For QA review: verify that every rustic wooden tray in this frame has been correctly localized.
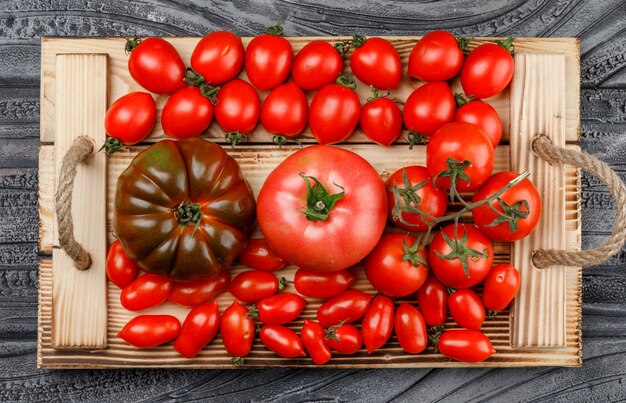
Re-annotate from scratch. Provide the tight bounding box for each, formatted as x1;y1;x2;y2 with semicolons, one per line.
38;37;582;368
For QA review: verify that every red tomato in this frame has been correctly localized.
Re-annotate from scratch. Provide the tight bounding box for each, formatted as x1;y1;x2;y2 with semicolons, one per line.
292;40;343;91
408;31;463;82
257;146;387;272
249;293;306;325
167;270;230;307
301;320;332;364
472;172;542;241
350;37;402;90
191;31;244;85
174;301;220;358
106;240;139;289
221;300;255;360
126;37;185;94
417;274;448;326
260;325;306;358
162;86;213;139
325;323;363;355
261;82;308;138
317;290;372;328
482;264;521;311
229;270;285;303
309;81;361;144
361;295;394;354
245;25;293;91
395;302;428;354
437;329;495;362
103;92;156;153
385;165;447;232
239;239;286;272
118;315;181;348
448;289;485;331
429;224;494;289
461;40;514;99
360;93;402;146
294;269;355;299
215;79;261;144
365;233;429;297
455;100;502;147
120;273;173;311
426;122;494;192
403;82;455;137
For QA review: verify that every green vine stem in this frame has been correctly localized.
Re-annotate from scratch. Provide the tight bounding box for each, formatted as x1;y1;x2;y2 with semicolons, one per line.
335;73;357;89
98;136;124;155
225;132;249;148
265;22;284;36
184;67;220;105
496;37;515;54
124;37;142;54
334;34;366;56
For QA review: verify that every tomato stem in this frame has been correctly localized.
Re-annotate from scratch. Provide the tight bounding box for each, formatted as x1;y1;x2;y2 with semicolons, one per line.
324;320;347;342
184;67;220;105
272;135;303;149
454;93;469;107
124;37;142;55
335;73;357;89
265;22;284;36
231;357;245;366
247;305;259;319
173;200;203;235
405;131;427;150
98;136;124;155
457;36;474;53
496;37;515;54
367;86;391;103
428;325;445;352
278;277;289;290
299;174;345;221
225;132;249;148
333;34;366;56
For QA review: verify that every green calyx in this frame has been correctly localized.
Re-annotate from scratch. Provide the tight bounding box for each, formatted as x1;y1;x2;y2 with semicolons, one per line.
273;135;303;149
367;86;391;103
124;37;142;55
173;200;203;234
454;93;470;107
335;73;357;89
457;36;474;53
435;226;488;277
225;132;249;148
496;37;515;54
402;237;428;268
405;131;427;150
334;34;366;56
232;357;245;366
265;22;284;36
324;320;347;342
300;174;345;221
184;67;220;105
428;325;445;352
99;136;124;155
486;198;530;233
432;158;472;201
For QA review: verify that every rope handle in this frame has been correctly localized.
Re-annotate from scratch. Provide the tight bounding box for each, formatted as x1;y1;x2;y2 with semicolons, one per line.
55;136;95;271
531;134;626;268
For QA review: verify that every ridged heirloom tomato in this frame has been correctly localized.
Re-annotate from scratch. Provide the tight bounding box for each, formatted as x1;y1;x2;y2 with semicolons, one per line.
126;37;185;95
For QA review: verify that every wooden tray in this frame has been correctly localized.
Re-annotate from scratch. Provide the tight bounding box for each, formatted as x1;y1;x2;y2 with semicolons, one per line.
38;37;582;368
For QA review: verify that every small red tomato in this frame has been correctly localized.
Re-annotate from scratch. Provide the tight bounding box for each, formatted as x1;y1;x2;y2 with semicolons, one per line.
162;86;214;139
360;93;402;146
309;80;361;144
174;301;220;358
408;31;463;82
461;40;514;99
417;274;448;326
325;323;363;355
317;290;372;328
167;270;230;307
245;25;293;91
229;270;285;303
120;273;173;311
249;293;306;325
292;41;343;91
301;320;332;364
455;100;502;147
221;300;255;359
437;329;495;362
482;264;521;311
448;289;485;331
350;37;402;90
261;82;308;138
126;37;185;94
106;240;139;289
294;269;355;299
403;82;455;137
215;79;261;142
104;92;156;152
260;325;306;358
361;295;394;354
191;31;245;85
118;315;181;348
239;239;286;272
394;302;428;354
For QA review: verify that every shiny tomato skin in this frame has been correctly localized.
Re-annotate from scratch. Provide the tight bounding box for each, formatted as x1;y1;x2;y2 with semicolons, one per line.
294;269;355;299
292;41;343;91
229;270;280;303
215;79;260;134
245;34;293;91
128;38;185;95
482;264;521;311
361;295;395;354
120;273;173;311
106;240;139;289
461;43;514;99
221;300;255;357
301;320;332;364
260;325;306;358
261;82;308;137
191;31;244;85
317;290;372;328
326;324;363;355
438;330;495;362
395;302;428;354
104;92;156;145
118;315;181;348
417;274;448;326
350;38;402;89
385;165;447;232
174;301;220;358
448;289;485;331
162;86;213;139
167;270;230;307
309;84;361;144
403;82;455;136
408;31;463;82
253;293;306;325
455;100;502;147
239;239;286;272
360;97;402;146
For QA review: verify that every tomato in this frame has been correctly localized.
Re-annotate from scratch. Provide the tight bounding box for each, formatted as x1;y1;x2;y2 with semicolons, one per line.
106;240;139;289
325;323;363;355
239;239;286;272
257;146;387;272
120;273;173;311
261;83;308;140
161;86;213;139
416;274;448;326
191;31;244;85
408;31;463;82
292;40;343;91
454;99;502;147
118;315;181;348
309;79;361;144
229;270;285;303
167;270;230;307
429;224;494;289
174;301;220;358
361;295;394;354
249;293;306;325
472;172;542;241
385;166;447;232
221;300;255;360
365;233;428;297
301;320;332;364
215;79;261;145
260;325;306;358
461;39;515;99
349;37;401;90
245;24;293;91
403;82;455;137
482;264;521;311
317;290;372;328
437;329;495;362
294;268;355;299
360;91;402;146
126;37;185;94
103;92;156;154
394;302;428;354
448;289;485;331
426;122;494;192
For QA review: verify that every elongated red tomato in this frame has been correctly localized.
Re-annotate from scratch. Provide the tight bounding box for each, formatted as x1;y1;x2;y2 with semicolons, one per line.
309;81;361;144
360;94;402;146
229;270;284;303
120;273;173;311
249;293;306;325
261;82;308;138
317;290;372;328
106;240;139;289
482;264;521;311
118;315;181;348
294;269;355;299
417;274;448;326
221;301;255;359
104;92;156;152
167;270;230;307
408;31;463;82
455;100;502;147
325;323;363;355
162;86;213;139
245;25;293;91
215;79;260;142
403;82;455;136
302;320;332;364
350;37;402;90
260;325;306;358
437;330;495;362
239;239;286;272
126;37;185;94
292;41;343;91
174;301;220;358
361;295;394;354
461;40;514;99
191;31;244;85
448;289;485;331
395;303;427;354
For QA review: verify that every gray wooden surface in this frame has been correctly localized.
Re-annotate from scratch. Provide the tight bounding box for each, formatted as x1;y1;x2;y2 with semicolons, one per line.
0;0;625;401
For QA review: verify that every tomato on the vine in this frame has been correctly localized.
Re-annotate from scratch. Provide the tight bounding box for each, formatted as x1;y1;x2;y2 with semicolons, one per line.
167;270;230;307
261;82;308;140
103;92;156;154
191;31;245;85
408;31;463;82
162;86;214;139
118;315;181;348
309;77;361;144
461;39;515;99
238;239;286;272
260;325;306;358
106;240;139;289
221;300;255;361
448;289;485;331
417;274;448;326
403;82;455;137
294;269;355;299
436;329;495;362
317;290;372;328
215;78;260;145
126;37;185;95
360;89;402;146
249;293;306;325
395;302;428;354
245;24;293;91
120;273;173;311
454;99;502;147
174;301;220;358
292;40;343;91
302;320;332;364
361;295;394;354
229;270;286;303
325;323;363;355
482;264;521;311
349;36;402;90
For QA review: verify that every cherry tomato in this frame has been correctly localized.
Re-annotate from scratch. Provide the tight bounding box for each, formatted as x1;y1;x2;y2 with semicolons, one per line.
461;40;514;99
292;40;343;91
448;289;485;331
395;302;428;354
408;31;463;82
118;315;181;348
472;172;542;241
294;268;355;299
245;25;293;91
191;31;244;85
167;270;230;307
229;270;285;303
120;273;173;311
482;264;521;311
403;82;455;137
106;240;139;289
417;274;448;326
221;300;255;359
260;325;306;358
301;320;332;364
360;93;402;146
261;82;308;138
385;165;447;232
161;86;213;139
361;295;394;354
429;223;494;289
239;239;286;272
249;293;306;325
309;80;361;144
350;37;401;90
455;99;502;147
126;37;185;94
437;329;495;362
103;92;156;152
174;301;220;358
325;323;363;355
317;290;372;328
215;79;260;143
